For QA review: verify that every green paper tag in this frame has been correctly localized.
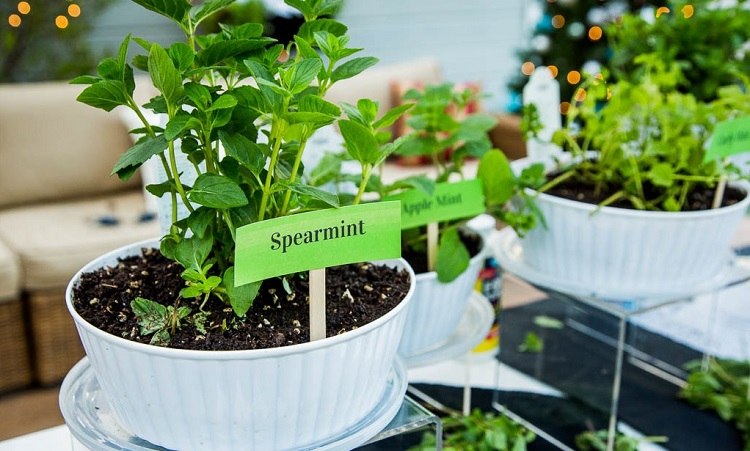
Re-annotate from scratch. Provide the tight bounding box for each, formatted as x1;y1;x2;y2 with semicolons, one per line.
234;202;402;285
706;116;750;161
385;179;485;229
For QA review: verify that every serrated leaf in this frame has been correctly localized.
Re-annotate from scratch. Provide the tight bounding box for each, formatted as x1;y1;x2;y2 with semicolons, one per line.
165;113;196;140
356;98;378;124
188;207;214;238
76;80;130;112
331;57;378;82
284;0;315;19
308;153;342;186
70;75;101;85
224;267;261;316
287;58;323;94
207;94;238;112
97;58;122;81
130;0;189;24
131;297;168;336
198;38;275;66
294;36;320;59
175;235;213;271
373;103;414;130
190;0;235;25
478;149;514;207
189;174;248;208
339;119;380;165
297;18;348;42
148;44;184;105
385;175;436;196
112;135;168;180
298;95;340;116
283;112;336;126
435;228;471;282
281;181;340;207
217;131;266;172
168;42;195;71
184;82;212;109
145;180;174;198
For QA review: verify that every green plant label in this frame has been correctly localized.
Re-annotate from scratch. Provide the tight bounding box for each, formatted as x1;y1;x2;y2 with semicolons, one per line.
385;180;485;229
706;116;750;161
234;202;402;285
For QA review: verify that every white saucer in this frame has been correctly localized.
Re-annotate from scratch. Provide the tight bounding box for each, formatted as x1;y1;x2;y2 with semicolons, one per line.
490;227;749;305
402;293;495;368
60;357;407;451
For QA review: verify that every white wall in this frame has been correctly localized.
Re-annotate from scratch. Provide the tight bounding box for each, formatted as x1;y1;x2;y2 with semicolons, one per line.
337;1;526;111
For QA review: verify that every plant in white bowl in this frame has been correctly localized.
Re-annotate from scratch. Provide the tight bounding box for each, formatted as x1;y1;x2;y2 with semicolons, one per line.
506;57;750;299
64;1;419;450
329;83;544;362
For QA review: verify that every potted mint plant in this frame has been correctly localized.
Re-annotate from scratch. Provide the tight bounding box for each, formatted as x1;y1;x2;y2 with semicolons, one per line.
507;58;750;299
331;83;542;360
64;1;417;450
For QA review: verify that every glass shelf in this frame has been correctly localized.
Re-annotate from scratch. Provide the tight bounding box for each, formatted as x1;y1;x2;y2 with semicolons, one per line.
361;396;443;449
491;228;750;451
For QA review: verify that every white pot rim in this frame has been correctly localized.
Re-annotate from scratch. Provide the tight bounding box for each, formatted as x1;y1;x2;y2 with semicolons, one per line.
524;180;750;219
413;232;486;283
65;238;416;360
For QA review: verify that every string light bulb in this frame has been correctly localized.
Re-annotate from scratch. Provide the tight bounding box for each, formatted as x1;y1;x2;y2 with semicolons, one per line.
552;15;565;29
588;26;603;41
567;70;581;85
656;6;670;18
548;65;559;77
521;61;536;76
682;4;694;18
17;2;30;14
8;14;22;27
55;15;69;29
560;102;571;115
68;3;81;18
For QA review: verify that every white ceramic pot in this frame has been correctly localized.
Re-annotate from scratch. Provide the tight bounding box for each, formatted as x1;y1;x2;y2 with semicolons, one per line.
519;183;750;296
397;236;485;361
64;239;415;451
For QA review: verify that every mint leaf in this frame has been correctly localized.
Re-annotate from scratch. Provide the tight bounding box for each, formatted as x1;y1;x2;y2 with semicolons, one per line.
331;57;379;82
112;135;169;180
189;174;248;208
435;228;471;283
339;119;380;165
148;44;184;106
76;80;130;112
131;0;189;25
224;267;261;316
131;297;168;336
478;149;515;207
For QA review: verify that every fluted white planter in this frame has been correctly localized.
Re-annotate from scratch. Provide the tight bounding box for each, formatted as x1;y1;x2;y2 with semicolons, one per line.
398;236;485;360
64;239;415;451
519;183;750;297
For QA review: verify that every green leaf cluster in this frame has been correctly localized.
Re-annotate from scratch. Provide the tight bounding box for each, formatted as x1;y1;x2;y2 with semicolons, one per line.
410;408;536;451
535;56;750;211
332;81;544;282
608;0;750;104
575;429;668;451
681;357;750;449
74;0;390;343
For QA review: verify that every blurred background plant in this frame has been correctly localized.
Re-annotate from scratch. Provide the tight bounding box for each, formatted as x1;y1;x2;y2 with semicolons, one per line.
1;0;114;82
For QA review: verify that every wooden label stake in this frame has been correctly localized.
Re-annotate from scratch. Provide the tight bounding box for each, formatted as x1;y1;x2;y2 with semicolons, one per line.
712;174;727;210
309;268;326;341
427;222;439;272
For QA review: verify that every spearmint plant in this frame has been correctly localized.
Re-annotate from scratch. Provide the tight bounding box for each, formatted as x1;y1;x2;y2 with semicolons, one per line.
73;0;408;343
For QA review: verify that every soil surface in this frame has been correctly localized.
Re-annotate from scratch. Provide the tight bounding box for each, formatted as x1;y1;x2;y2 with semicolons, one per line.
402;228;483;275
72;248;411;351
545;177;746;211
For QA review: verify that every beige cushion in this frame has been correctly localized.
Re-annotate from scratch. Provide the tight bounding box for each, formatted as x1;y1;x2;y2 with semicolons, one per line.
325;57;442;113
0;191;159;290
0;81;141;208
0;239;20;302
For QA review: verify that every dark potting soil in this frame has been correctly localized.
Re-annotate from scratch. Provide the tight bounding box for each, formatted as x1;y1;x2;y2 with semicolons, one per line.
545;178;746;211
72;248;411;351
401;228;482;275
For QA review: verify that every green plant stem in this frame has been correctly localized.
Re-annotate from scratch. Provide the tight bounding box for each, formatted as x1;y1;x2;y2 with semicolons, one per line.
258;125;283;221
167;139;195;213
537;169;577;194
222;210;236;241
353;165;371;205
279;136;310;215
